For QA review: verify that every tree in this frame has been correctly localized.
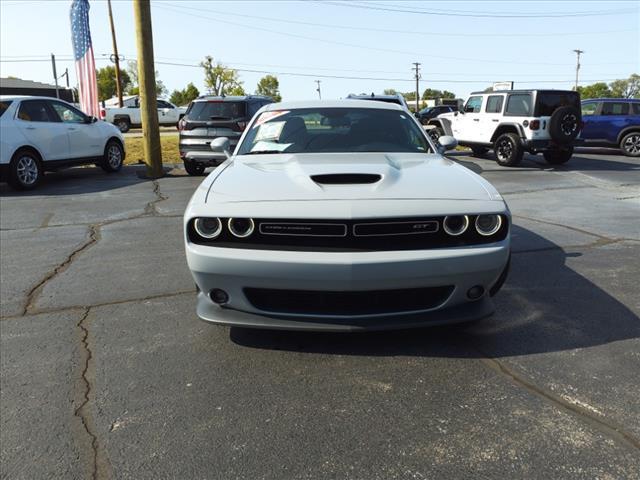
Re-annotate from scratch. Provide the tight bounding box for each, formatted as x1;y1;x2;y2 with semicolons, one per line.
169;83;200;106
402;91;416;101
96;66;132;101
609;74;640;99
421;88;456;100
256;75;282;102
126;60;167;97
200;56;244;96
577;82;612;99
383;88;398;95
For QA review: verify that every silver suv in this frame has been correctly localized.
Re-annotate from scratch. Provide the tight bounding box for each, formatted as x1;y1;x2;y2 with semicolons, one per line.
178;95;274;175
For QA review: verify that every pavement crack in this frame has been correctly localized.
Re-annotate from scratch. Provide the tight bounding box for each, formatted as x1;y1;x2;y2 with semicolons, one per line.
22;224;101;316
477;355;640;453
144;179;168;215
74;307;108;479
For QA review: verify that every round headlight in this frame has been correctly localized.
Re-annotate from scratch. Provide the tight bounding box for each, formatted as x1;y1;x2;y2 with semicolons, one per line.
228;218;255;238
475;214;502;236
443;215;469;236
194;217;222;239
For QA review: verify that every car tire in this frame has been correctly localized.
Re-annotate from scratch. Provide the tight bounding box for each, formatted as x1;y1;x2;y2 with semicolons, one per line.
184;160;206;176
620;131;640;157
428;127;444;141
493;133;523;166
543;147;573;165
8;149;43;190
100;140;124;172
115;118;131;133
471;147;489;157
549;106;581;144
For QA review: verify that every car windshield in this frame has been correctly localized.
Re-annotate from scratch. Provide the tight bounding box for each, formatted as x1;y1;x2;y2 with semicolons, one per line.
237;107;432;155
187;101;247;121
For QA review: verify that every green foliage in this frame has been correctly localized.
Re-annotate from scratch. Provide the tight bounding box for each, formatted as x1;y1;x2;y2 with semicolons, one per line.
96;66;132;101
576;82;612;100
169;83;200;106
609;74;639;99
421;88;456;100
256;75;282;102
383;88;398;95
402;91;416;101
125;60;167;97
201;56;244;96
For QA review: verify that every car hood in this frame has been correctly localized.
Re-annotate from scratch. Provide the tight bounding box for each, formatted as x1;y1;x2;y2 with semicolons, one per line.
206;152;500;203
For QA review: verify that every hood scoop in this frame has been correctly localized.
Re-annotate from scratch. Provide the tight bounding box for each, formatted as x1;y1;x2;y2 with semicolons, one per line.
310;173;382;185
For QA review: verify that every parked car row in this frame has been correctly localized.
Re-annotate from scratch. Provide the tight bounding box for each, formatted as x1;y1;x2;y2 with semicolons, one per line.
0;96;125;190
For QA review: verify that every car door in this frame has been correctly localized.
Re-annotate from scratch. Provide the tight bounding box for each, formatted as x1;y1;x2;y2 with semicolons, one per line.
600;102;631;143
15;99;69;161
579;101;601;141
157;100;178;125
482;95;505;140
49;100;104;158
454;96;484;142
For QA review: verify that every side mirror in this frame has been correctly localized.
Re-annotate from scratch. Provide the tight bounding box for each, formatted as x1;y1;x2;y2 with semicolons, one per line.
437;135;457;153
85;116;97;124
210;137;231;158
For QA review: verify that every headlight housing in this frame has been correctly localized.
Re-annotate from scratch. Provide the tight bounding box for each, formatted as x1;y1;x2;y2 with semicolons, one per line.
228;218;255;238
194;217;222;239
443;215;469;236
475;214;502;236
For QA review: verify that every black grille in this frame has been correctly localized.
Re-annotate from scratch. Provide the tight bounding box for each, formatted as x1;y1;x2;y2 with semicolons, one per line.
188;215;509;251
244;286;454;316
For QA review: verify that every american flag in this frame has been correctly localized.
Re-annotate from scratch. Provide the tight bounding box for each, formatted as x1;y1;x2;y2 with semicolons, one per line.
70;0;99;117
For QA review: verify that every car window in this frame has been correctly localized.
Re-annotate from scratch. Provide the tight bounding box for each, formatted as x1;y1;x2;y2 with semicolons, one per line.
50;101;86;123
0;100;12;117
157;100;173;109
505;94;532;116
601;102;629;115
632;103;640;115
17;100;57;122
581;102;598;116
486;95;504;113
187;101;247;121
237;107;433;155
464;96;482;113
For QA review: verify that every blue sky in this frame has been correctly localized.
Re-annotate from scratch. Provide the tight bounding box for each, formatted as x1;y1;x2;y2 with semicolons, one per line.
1;0;638;101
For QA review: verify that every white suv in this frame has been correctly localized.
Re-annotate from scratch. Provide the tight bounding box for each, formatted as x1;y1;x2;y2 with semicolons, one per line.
0;96;125;190
426;89;581;166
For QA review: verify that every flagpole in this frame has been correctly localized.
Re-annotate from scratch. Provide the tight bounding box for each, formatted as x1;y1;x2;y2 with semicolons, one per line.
107;0;123;107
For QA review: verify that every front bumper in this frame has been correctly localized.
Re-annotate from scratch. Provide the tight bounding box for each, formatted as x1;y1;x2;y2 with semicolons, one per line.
186;241;510;331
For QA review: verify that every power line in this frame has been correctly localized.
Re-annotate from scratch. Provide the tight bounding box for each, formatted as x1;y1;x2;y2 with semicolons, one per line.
152;4;637;67
157;2;635;38
321;1;635;18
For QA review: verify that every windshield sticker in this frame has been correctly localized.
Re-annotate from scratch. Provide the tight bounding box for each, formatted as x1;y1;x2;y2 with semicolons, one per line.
254;110;290;127
250;140;291;153
255;121;285;141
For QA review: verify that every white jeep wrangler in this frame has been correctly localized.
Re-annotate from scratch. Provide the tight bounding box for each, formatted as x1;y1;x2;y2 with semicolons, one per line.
426;89;582;166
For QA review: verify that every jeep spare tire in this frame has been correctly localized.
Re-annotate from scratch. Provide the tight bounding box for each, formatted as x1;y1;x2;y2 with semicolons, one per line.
548;106;580;144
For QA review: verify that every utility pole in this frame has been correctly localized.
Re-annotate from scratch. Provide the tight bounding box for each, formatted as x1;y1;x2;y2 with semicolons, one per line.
413;62;421;112
107;0;124;107
51;53;60;99
315;80;322;99
133;0;163;178
573;49;584;91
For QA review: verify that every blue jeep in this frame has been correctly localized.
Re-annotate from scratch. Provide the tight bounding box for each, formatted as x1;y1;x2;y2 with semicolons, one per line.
579;98;640;157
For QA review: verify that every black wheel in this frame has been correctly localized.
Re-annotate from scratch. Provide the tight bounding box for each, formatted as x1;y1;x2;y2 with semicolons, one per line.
471;147;489;157
115;118;130;133
184;160;206;176
100;140;124;172
428;127;444;141
548;106;581;144
493;133;523;166
620;131;640;157
8;149;43;190
543;147;573;165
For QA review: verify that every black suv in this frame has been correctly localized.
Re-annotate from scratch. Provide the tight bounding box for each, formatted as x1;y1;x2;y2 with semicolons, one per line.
416;105;457;124
178;95;274;175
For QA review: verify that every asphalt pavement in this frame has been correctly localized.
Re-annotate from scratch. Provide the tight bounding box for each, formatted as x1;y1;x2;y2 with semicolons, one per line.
1;149;639;479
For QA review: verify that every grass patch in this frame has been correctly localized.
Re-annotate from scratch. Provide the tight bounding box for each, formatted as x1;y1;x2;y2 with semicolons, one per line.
124;135;180;165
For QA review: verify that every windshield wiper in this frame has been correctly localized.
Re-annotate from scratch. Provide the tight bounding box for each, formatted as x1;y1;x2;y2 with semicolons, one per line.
241;150;285;155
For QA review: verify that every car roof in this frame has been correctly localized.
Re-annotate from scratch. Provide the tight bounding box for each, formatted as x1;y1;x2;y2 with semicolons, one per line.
193;95;272;102
582;98;640;102
468;89;577;95
0;95;63;101
262;99;405;111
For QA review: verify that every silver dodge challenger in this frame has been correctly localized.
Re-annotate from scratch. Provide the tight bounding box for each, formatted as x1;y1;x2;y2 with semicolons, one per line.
184;100;510;331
